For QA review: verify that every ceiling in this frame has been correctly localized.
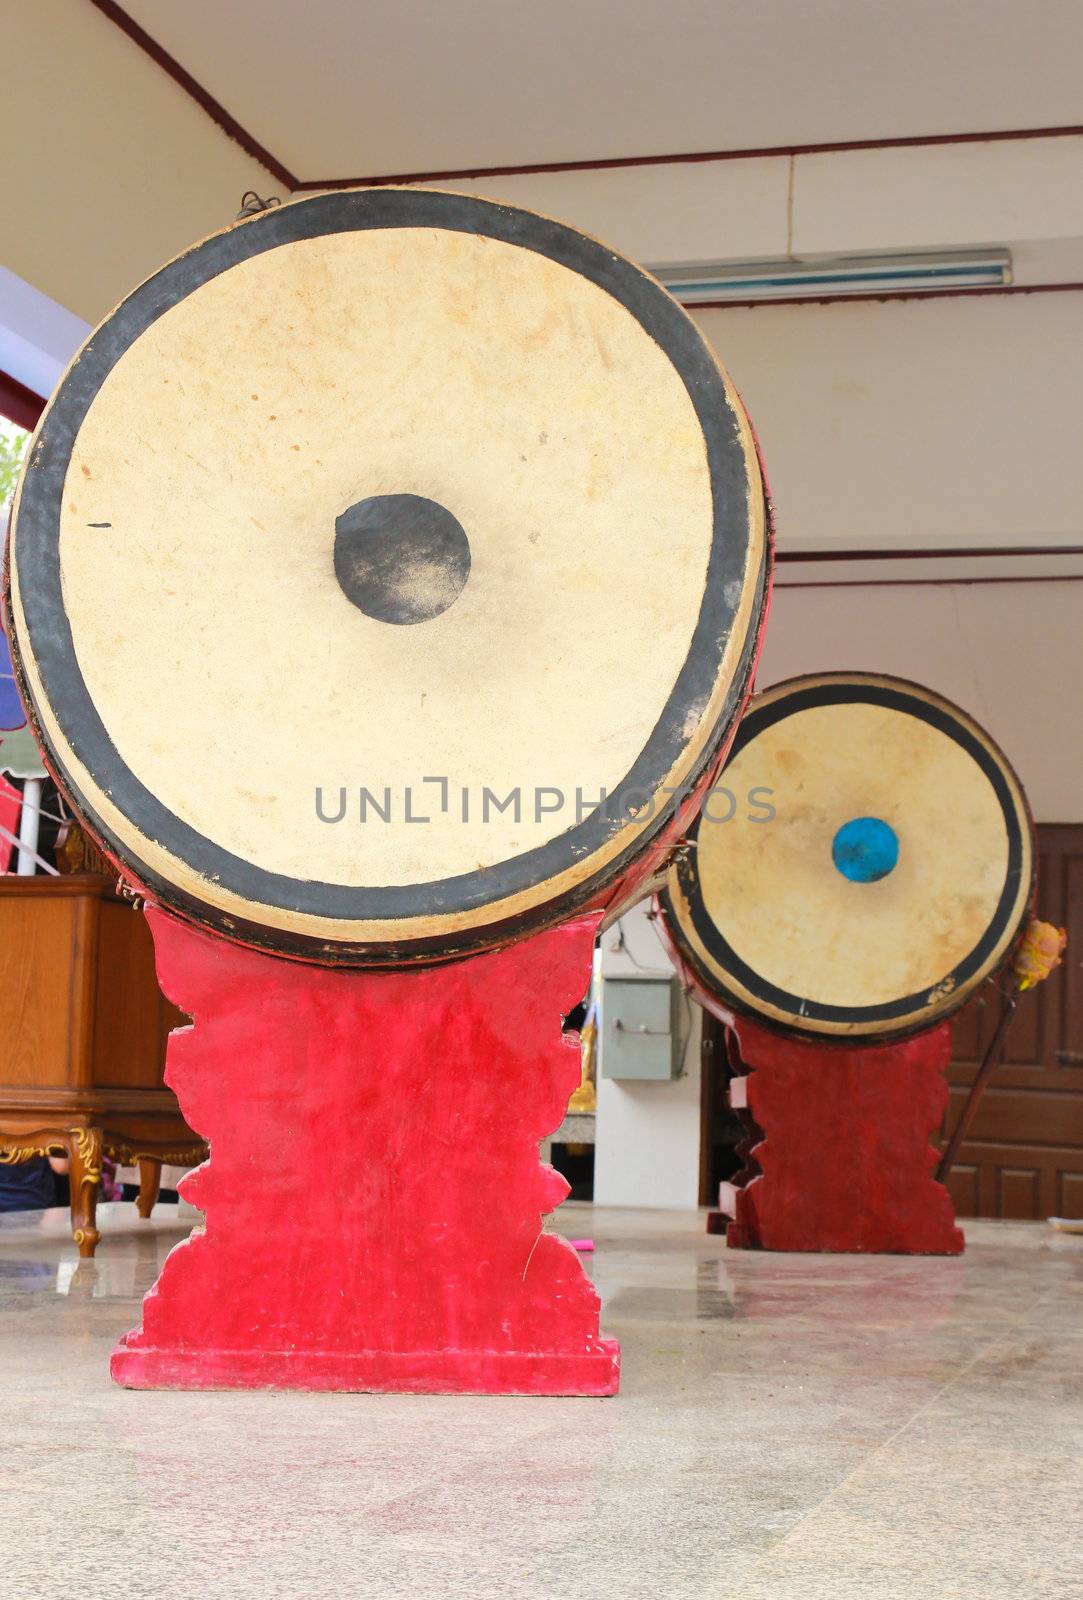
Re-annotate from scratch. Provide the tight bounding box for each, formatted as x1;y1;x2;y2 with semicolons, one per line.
115;0;1083;183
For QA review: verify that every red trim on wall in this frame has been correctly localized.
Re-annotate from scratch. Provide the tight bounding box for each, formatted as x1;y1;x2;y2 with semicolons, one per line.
87;0;298;190
299;123;1083;191
0;371;44;432
83;2;1083;193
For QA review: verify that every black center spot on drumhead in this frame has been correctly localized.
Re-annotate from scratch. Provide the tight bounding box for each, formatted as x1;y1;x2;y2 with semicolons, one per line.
334;494;471;625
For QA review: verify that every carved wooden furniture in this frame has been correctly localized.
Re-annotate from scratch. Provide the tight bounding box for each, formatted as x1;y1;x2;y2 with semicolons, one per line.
0;874;205;1255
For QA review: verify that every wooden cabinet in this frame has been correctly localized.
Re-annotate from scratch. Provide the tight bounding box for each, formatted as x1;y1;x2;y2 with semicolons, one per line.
0;875;204;1254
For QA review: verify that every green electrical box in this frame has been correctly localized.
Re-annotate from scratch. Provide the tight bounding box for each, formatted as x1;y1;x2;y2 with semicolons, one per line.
599;976;680;1081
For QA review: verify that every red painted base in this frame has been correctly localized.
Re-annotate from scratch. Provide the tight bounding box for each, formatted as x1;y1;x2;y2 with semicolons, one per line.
0;776;18;871
111;908;620;1395
720;1018;964;1255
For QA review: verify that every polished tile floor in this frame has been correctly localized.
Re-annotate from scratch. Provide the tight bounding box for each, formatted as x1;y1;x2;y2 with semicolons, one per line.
0;1202;1079;1598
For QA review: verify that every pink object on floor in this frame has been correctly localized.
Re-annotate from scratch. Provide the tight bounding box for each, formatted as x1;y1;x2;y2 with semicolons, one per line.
570;1239;594;1252
111;906;620;1396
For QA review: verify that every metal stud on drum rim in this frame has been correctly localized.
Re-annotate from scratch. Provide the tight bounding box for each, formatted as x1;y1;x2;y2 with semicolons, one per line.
657;672;1035;1042
5;188;769;965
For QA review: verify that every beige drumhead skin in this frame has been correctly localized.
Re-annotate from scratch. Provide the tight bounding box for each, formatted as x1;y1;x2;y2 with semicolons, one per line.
7;188;766;963
659;673;1034;1041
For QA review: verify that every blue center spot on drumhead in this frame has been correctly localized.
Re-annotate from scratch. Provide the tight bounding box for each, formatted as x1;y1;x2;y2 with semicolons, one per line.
832;817;899;883
334;494;471;625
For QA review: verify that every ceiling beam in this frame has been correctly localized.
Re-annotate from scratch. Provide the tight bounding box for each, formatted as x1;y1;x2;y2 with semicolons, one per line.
297;123;1083;191
87;0;297;190
85;2;1083;194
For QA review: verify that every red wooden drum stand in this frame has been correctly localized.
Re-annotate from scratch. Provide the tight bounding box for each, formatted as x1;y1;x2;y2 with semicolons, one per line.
713;1016;963;1255
111;907;620;1395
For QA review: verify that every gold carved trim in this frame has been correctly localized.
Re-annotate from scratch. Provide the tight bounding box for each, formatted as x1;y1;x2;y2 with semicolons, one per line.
0;1128;76;1164
71;1126;102;1186
0;1140;67;1164
1;1126;206;1174
104;1137;207;1167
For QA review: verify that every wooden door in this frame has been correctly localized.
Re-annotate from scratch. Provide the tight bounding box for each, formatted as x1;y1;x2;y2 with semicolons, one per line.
942;823;1083;1219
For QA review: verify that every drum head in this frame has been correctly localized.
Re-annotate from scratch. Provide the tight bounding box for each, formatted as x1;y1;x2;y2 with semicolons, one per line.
658;673;1034;1040
6;188;767;964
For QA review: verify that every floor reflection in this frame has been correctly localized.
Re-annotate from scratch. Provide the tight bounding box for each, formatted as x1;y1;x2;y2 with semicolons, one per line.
0;1201;1078;1598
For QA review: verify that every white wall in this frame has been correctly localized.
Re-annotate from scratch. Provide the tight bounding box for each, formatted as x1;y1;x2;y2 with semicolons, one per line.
693;292;1083;554
592;902;704;1210
690;292;1083;821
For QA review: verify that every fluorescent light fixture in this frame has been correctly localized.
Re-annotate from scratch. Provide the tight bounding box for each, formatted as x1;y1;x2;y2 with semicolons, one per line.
652;250;1012;304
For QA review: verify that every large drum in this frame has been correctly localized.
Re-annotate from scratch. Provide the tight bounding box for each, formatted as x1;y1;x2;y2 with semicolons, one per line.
5;188;769;965
657;672;1035;1041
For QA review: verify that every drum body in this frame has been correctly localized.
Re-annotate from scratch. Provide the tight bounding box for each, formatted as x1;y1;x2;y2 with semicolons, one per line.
657;672;1035;1042
5;188;769;966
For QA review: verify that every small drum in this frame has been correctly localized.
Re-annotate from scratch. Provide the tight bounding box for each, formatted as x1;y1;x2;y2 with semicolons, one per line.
657;672;1035;1041
5;188;769;965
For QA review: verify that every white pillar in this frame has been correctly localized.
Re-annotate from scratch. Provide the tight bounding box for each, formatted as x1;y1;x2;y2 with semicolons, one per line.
592;902;704;1209
16;776;42;875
